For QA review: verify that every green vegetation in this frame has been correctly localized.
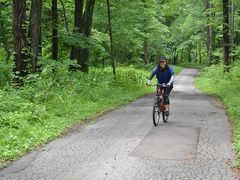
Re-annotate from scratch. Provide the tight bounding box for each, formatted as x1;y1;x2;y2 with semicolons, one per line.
195;62;240;166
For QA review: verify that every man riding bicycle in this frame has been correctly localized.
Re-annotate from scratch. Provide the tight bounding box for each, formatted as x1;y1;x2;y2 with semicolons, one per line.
146;56;174;116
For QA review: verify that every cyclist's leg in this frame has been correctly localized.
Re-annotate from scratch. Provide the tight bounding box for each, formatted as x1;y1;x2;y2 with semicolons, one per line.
164;86;173;113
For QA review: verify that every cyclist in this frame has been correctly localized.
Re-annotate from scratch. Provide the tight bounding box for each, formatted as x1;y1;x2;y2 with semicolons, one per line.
146;56;174;116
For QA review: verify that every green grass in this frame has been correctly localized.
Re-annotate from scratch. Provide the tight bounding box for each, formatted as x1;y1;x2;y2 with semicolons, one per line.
195;62;240;167
0;61;183;168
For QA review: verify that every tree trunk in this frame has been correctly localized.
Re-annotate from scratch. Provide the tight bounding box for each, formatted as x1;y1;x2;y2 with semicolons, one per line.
180;50;183;63
173;47;177;65
70;0;83;63
142;0;149;65
12;0;27;84
121;50;125;61
143;39;149;65
236;10;240;45
107;0;116;77
39;26;42;56
223;0;230;72
210;1;215;64
205;0;215;64
52;0;58;60
229;0;234;61
176;51;179;64
0;4;11;64
188;45;192;63
29;0;42;73
199;46;202;64
59;0;69;34
80;0;96;73
194;46;198;63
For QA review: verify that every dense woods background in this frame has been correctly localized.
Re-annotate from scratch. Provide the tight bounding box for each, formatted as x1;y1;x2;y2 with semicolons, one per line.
0;0;239;85
1;0;240;167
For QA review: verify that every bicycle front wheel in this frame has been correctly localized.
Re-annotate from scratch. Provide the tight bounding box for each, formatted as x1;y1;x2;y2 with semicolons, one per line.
162;111;168;123
153;100;160;126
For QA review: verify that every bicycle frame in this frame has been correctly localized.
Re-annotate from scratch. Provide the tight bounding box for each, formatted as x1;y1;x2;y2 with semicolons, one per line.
157;85;165;113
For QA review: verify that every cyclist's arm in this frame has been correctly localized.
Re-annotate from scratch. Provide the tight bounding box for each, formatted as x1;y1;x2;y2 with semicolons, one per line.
148;67;157;80
168;67;174;85
168;75;174;84
148;71;155;80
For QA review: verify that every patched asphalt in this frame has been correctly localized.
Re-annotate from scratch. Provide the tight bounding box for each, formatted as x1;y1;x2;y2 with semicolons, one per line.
0;69;238;180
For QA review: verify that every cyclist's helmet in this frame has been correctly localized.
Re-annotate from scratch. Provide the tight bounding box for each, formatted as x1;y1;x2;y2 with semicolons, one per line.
159;56;166;62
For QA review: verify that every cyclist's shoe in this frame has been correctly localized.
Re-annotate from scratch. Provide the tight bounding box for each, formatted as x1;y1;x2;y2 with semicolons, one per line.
165;111;170;116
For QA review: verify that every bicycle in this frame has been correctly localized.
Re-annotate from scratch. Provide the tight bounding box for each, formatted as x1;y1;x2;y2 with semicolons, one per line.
150;83;170;126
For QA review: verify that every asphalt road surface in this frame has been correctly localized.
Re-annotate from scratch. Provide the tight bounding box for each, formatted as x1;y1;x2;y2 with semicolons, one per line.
0;69;238;180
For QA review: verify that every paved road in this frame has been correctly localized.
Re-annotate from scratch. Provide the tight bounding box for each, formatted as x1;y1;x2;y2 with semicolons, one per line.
0;69;238;180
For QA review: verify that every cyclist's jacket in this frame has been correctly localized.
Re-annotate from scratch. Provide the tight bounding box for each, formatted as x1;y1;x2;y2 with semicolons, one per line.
149;65;174;84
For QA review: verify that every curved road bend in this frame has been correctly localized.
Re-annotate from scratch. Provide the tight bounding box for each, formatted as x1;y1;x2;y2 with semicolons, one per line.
0;69;238;180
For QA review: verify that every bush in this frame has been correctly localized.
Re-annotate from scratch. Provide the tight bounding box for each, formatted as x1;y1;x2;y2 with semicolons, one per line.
0;61;12;88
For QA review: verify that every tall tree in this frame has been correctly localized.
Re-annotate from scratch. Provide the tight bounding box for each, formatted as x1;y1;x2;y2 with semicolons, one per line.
29;0;43;73
205;0;215;64
70;0;95;73
70;0;84;64
188;44;192;63
0;2;11;63
52;0;58;60
107;0;116;77
59;0;69;34
229;0;234;61
173;47;178;65
12;0;27;84
80;0;96;73
142;0;149;65
223;0;231;72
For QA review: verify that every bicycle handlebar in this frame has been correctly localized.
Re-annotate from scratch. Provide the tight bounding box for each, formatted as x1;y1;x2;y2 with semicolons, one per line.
146;83;170;87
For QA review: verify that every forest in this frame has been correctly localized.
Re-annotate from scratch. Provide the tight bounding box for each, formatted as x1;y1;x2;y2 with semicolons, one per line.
0;0;240;168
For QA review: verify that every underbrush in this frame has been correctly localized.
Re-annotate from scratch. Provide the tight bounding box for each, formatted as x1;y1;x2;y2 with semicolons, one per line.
0;61;12;88
195;62;240;166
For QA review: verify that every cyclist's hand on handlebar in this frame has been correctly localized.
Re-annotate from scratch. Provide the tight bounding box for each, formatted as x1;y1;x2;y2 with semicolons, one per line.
167;83;171;87
146;80;152;86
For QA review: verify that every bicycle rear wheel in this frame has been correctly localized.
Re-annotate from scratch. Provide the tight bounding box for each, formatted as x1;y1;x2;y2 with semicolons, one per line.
153;100;160;126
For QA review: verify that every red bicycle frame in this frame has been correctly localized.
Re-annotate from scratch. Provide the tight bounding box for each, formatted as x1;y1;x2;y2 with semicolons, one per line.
157;86;165;113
